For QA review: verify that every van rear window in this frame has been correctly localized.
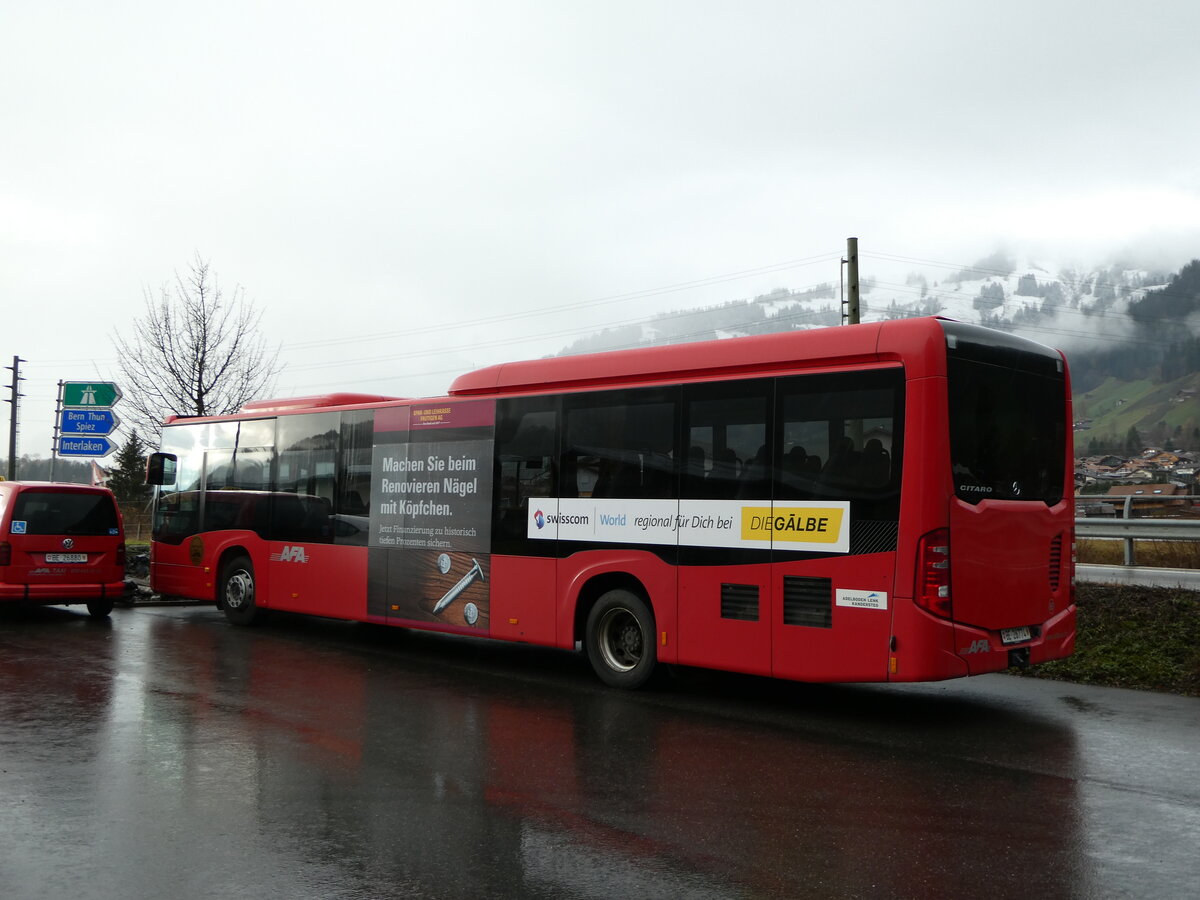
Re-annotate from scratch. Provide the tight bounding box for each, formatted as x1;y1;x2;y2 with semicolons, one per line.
11;491;120;535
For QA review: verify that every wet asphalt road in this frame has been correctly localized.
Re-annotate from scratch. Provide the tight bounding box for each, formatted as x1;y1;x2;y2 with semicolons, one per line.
1;602;1198;900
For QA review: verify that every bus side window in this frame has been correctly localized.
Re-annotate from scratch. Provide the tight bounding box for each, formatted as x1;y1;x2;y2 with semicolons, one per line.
683;380;770;501
333;410;374;545
563;387;678;500
777;370;903;518
272;412;339;544
492;398;558;551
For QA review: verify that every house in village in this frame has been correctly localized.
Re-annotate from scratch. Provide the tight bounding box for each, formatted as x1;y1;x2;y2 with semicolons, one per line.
1102;483;1191;517
1141;449;1184;469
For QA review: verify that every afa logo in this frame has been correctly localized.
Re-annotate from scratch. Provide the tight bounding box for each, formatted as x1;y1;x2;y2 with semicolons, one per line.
533;509;546;529
271;545;310;563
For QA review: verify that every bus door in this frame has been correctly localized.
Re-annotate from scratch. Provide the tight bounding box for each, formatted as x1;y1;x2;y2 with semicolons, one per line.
149;428;208;598
489;398;558;646
769;370;903;683
264;413;341;615
677;381;773;677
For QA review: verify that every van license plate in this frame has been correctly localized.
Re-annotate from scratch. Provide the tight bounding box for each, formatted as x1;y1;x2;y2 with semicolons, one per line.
45;553;88;563
1001;627;1031;645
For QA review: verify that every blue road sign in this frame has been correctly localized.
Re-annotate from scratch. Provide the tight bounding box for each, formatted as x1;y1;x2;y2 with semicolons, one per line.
59;408;120;436
58;435;117;458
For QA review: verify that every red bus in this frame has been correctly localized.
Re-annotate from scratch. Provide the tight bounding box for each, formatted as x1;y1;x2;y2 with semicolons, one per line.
145;316;1075;688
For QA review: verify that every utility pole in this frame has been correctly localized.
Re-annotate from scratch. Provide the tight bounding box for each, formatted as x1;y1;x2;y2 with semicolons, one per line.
5;356;26;480
842;237;860;325
50;380;63;482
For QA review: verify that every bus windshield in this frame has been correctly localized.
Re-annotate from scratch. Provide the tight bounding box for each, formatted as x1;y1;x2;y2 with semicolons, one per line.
943;321;1066;505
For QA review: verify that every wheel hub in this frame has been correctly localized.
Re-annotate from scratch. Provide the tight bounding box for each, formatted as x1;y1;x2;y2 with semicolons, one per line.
226;572;253;609
600;608;643;672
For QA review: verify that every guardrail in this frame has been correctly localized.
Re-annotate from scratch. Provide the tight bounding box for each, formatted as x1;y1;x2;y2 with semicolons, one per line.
1075;517;1200;562
1074;501;1200;588
1074;563;1200;589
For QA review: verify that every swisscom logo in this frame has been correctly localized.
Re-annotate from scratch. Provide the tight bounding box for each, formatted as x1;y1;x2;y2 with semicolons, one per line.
531;509;589;530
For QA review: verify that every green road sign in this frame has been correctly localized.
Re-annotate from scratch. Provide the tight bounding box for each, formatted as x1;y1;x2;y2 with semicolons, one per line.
62;381;121;408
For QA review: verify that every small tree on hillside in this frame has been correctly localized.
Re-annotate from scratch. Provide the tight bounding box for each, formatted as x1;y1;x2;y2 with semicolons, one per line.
112;255;282;443
108;430;151;503
1124;426;1142;456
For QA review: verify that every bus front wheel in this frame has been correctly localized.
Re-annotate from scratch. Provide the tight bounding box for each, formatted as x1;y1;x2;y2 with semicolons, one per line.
585;589;656;689
220;555;261;626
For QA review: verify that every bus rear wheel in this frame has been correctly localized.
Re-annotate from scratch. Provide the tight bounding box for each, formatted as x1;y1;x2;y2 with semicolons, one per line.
220;555;261;626
585;589;656;689
86;597;114;618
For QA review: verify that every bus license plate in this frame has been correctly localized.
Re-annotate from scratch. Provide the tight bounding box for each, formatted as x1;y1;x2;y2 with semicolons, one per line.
45;553;88;563
1001;626;1031;645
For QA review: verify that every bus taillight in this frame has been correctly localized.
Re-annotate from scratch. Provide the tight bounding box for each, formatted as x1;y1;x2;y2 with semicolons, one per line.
916;528;952;619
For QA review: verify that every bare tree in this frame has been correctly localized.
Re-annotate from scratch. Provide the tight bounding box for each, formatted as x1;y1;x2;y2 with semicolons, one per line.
112;255;282;443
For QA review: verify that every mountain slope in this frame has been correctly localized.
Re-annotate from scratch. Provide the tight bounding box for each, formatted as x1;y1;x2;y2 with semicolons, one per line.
554;251;1197;453
1075;373;1200;451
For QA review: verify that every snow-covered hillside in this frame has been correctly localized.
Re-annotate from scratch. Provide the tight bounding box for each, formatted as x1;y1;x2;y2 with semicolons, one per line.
556;254;1175;357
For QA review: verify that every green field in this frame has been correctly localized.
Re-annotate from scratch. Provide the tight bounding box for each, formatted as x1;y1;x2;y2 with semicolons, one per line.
1075;374;1200;449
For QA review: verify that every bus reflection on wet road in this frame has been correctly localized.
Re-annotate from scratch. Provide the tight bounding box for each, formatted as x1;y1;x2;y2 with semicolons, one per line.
1;603;1196;899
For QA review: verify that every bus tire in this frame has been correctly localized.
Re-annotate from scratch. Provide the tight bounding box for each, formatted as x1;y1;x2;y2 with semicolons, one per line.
585;589;657;689
86;597;114;618
220;555;260;626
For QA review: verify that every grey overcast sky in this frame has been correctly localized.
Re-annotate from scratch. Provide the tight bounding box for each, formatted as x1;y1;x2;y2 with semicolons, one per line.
3;0;1200;457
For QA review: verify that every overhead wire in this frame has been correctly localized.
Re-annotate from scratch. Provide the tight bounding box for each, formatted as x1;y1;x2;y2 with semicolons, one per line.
284;251;845;352
14;251;844;375
11;247;1195;404
283;276;842;374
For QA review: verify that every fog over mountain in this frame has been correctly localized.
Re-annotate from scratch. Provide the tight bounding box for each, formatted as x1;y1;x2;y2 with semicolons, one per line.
555;250;1188;365
554;249;1200;456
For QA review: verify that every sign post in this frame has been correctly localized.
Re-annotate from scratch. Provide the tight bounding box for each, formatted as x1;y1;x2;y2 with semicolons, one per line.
55;381;122;460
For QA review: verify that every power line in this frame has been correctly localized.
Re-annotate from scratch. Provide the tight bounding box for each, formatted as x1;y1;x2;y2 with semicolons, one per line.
283;251;844;352
15;248;1196;402
280;296;845;394
18;248;1189;377
282;277;842;374
16;251;845;372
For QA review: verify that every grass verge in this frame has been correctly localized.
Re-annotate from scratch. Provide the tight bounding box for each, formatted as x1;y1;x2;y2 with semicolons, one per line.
1016;584;1200;696
1076;538;1200;569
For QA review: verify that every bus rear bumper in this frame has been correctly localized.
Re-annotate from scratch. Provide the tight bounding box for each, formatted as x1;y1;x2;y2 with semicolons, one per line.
889;604;1077;682
954;604;1077;676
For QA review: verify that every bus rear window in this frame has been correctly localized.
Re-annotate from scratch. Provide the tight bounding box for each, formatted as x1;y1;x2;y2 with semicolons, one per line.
12;491;120;535
943;322;1066;505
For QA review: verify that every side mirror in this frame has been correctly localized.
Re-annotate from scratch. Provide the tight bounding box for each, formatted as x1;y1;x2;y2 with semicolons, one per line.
145;452;178;486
